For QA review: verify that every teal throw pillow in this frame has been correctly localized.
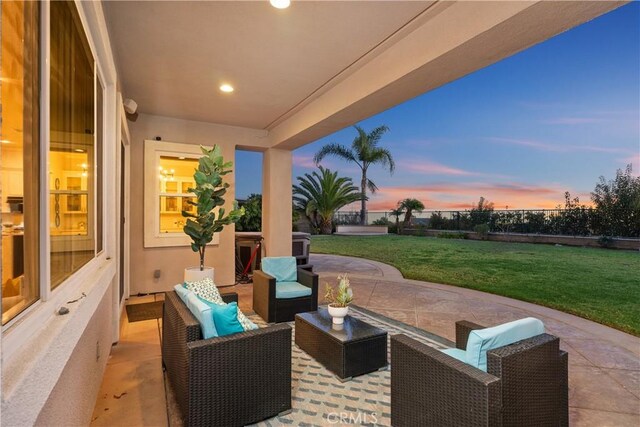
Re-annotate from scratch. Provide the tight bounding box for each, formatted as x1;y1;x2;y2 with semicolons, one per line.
211;302;245;336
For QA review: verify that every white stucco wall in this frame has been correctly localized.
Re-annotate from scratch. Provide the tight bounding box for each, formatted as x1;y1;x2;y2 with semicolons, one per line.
1;262;116;426
34;280;114;426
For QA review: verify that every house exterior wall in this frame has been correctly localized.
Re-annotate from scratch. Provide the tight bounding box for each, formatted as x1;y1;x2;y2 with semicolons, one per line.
128;113;266;292
1;262;117;426
34;280;114;426
0;2;120;425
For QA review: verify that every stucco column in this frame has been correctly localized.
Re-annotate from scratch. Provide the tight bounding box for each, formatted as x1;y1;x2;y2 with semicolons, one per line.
262;148;293;256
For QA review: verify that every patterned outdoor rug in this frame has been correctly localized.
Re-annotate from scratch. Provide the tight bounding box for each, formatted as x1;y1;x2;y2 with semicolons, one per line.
165;306;453;427
125;301;164;323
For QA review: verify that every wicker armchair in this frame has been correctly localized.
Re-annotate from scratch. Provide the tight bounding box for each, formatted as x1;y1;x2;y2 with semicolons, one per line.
162;291;292;427
391;320;568;427
253;267;318;323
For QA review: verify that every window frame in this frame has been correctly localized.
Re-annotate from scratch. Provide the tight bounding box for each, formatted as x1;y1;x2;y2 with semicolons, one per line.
143;140;220;248
48;0;100;290
2;0;112;335
95;73;105;255
0;0;42;326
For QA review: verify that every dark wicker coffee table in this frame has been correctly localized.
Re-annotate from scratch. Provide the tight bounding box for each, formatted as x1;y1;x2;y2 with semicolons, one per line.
295;309;387;381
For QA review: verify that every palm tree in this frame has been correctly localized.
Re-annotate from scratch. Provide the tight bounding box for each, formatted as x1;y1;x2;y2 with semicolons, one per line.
293;167;362;234
314;125;394;225
398;198;425;227
389;207;404;233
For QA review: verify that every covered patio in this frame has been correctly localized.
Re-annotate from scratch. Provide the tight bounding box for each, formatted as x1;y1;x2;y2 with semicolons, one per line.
1;1;635;426
92;254;639;426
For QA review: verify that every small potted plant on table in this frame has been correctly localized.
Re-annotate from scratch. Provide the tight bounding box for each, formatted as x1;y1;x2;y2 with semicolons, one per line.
325;274;353;324
182;145;244;283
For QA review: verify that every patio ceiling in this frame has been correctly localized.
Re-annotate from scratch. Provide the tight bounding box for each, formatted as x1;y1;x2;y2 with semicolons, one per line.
103;1;628;149
102;1;430;129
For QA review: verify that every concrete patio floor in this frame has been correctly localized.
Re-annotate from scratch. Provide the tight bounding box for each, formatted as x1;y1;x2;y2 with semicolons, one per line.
92;254;639;426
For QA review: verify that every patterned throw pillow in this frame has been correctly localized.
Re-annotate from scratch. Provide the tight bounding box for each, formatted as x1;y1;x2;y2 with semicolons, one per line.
185;278;258;331
184;277;223;303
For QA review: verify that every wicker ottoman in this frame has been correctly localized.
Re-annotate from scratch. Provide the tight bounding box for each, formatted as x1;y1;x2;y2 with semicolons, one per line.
295;309;387;381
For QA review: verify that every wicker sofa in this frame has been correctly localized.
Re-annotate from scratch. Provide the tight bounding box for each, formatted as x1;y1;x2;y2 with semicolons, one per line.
162;291;292;427
253;266;318;323
391;320;568;427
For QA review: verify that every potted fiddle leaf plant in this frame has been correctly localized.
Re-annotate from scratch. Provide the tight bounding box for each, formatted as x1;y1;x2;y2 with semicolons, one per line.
182;145;244;283
325;274;353;325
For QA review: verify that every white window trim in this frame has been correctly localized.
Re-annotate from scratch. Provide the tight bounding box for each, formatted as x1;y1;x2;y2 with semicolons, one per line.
143;140;220;248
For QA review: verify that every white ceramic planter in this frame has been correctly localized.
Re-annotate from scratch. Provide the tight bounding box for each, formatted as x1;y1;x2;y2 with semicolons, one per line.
328;304;349;324
184;266;215;283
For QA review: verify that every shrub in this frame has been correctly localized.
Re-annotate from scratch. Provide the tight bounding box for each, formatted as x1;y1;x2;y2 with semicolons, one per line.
474;223;490;240
429;212;448;230
372;217;390;226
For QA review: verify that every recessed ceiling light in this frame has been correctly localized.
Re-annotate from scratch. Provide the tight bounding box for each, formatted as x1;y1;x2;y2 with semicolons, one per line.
0;139;10;144
74;148;85;152
270;0;290;9
179;157;186;160
219;83;234;93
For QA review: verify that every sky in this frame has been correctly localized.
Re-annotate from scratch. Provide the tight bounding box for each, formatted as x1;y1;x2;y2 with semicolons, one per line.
235;2;640;211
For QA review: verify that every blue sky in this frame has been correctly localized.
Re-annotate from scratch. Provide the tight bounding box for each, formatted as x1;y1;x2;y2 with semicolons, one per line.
236;3;639;210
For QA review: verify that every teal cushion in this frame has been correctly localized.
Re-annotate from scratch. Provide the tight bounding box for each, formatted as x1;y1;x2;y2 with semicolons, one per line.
184;292;218;339
275;281;312;299
197;296;259;332
441;348;467;364
174;284;192;305
262;256;297;282
466;317;545;371
211;302;245;336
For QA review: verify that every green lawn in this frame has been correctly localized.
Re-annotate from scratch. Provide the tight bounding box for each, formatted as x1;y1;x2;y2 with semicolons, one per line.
311;235;640;336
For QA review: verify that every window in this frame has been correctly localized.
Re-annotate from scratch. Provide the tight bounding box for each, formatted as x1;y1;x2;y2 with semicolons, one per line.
49;0;97;288
144;140;220;248
159;156;197;233
1;0;41;325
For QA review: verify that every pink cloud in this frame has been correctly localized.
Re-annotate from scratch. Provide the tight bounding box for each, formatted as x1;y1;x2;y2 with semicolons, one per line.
292;154;317;169
402;160;479;176
361;182;591;211
396;159;511;179
621;153;640;174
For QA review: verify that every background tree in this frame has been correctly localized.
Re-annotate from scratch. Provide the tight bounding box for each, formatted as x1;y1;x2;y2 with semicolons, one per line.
293;167;361;234
398;198;425;227
390;207;404;234
236;193;262;232
591;164;640;237
554;192;590;236
235;193;304;232
469;196;494;226
314;125;394;225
